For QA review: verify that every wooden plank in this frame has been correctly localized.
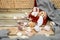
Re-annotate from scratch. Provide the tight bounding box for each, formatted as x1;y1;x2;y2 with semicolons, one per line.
0;27;18;35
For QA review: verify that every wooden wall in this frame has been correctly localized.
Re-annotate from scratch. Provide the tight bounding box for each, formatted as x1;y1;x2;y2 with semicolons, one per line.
0;0;34;8
51;0;60;9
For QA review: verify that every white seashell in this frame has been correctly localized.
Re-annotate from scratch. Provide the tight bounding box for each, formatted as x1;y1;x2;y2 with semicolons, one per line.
17;32;22;37
34;25;40;32
26;27;31;32
13;16;17;19
37;16;43;26
50;21;55;26
24;22;27;26
21;35;29;39
45;33;50;37
44;25;51;31
21;16;25;18
25;12;28;15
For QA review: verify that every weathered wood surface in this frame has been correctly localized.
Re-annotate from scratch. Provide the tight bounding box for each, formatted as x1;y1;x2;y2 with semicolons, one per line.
0;0;34;8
